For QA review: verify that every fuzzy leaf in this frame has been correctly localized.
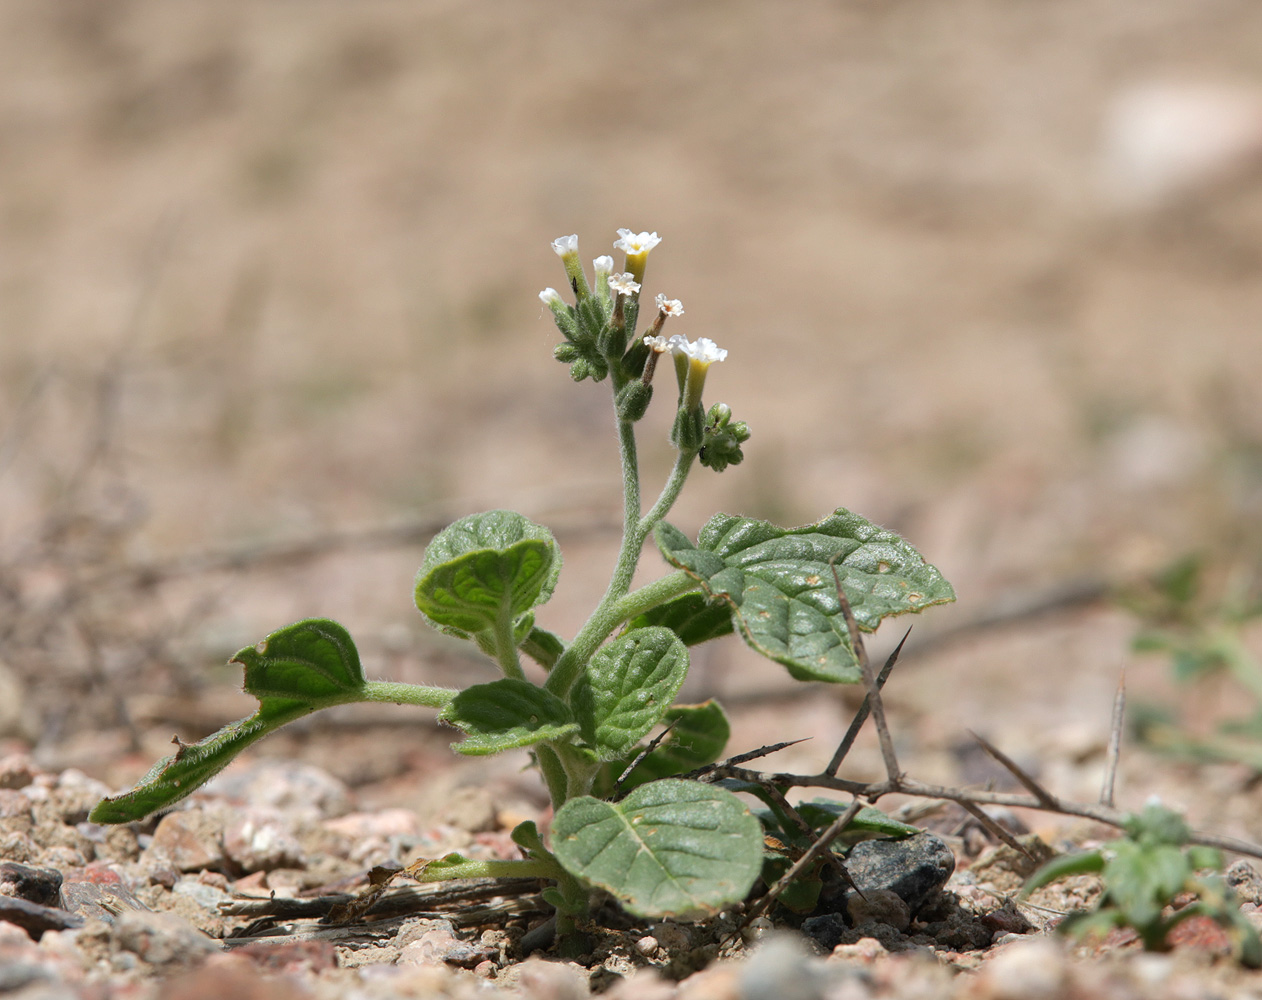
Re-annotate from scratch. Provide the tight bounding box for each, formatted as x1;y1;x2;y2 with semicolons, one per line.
415;510;562;635
551;779;762;919
655;509;955;683
440;678;578;755
572;628;689;760
233;618;366;703
91;618;374;824
89;702;310;824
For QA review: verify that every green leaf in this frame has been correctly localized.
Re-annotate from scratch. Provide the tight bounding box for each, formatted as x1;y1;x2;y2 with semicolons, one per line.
655;509;954;683
1020;850;1106;897
796;800;921;845
232;618;366;704
627;593;734;646
1105;841;1189;928
522;626;566;670
572;628;689;760
89;702;310;824
614;701;731;793
551;779;763;919
440;678;578;755
92;618;376;824
415;510;562;635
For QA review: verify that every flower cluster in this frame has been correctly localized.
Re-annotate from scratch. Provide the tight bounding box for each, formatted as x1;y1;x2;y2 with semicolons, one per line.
540;230;745;465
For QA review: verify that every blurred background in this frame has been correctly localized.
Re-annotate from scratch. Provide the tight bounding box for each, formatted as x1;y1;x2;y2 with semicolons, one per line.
2;1;1261;835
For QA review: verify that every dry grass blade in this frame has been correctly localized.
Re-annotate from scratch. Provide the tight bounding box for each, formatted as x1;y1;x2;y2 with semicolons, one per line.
968;730;1059;810
826;627;910;776
1101;670;1126;808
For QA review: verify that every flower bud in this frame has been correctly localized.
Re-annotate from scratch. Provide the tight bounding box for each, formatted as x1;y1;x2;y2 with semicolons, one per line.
616;381;654;422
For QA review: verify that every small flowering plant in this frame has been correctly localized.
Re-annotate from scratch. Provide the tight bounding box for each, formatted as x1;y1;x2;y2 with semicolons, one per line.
91;230;955;944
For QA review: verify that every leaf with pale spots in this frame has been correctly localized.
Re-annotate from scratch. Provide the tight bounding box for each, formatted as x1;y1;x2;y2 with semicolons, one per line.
571;627;689;760
654;509;954;683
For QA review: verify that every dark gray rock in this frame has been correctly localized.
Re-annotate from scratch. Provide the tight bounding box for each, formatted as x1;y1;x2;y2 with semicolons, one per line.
800;912;847;950
0;862;63;906
0;895;83;938
821;832;955;919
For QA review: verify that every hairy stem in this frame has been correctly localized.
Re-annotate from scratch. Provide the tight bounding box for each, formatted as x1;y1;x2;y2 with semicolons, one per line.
358;681;457;709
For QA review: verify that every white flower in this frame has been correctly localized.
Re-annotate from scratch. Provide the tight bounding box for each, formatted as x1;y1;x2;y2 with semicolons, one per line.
539;288;563;306
607;272;641;297
655;294;684;317
551;234;579;257
613;229;662;255
593;255;614;275
667;334;690;354
644;335;671;352
684;337;727;364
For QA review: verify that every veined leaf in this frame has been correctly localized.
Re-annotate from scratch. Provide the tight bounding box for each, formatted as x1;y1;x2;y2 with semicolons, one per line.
440;678;578;755
655;509;954;683
415;510;562;635
572;627;689;760
91;618;375;824
551;779;762;919
613;701;731;793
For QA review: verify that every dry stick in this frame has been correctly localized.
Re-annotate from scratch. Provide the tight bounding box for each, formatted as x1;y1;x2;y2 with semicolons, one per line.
612;718;680;795
701;763;1262;864
967;730;1060;810
826;628;911;776
954;799;1035;861
746;799;865;922
1101;670;1126;808
830;558;901;783
753;780;856;888
682;738;811;782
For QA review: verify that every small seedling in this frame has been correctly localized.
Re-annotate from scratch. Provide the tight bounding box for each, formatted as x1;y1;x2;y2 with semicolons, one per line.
1021;802;1262;965
90;230;955;947
1125;555;1262;772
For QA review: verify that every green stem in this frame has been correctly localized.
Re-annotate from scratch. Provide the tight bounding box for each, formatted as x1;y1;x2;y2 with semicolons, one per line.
359;681;456;708
543;453;699;702
638;447;698;537
535;743;569;810
493;608;525;680
544;569;697;701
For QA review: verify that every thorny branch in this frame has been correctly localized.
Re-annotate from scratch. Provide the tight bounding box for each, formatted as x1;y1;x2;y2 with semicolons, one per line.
687;573;1262;925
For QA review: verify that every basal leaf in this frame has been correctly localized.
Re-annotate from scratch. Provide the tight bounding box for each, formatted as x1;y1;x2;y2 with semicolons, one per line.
93;618;377;824
627;593;734;646
572;627;689;760
415;510;562;635
232;618;366;703
551;779;762;919
88;701;309;824
440;678;578;755
655;509;955;683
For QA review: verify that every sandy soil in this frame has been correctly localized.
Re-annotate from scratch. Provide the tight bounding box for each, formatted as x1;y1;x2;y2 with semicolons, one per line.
3;1;1262;995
